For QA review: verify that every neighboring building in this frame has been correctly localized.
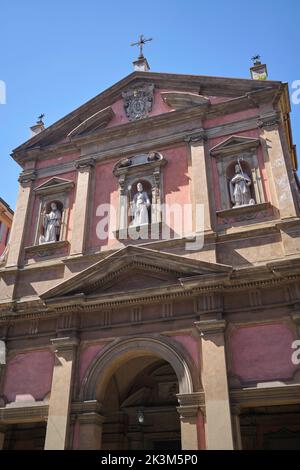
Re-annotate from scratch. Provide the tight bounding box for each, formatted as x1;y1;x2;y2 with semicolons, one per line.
0;198;13;257
0;53;300;450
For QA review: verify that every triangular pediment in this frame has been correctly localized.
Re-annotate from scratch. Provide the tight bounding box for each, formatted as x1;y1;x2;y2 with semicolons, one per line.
210;135;260;157
34;177;74;195
12;71;280;157
41;245;232;301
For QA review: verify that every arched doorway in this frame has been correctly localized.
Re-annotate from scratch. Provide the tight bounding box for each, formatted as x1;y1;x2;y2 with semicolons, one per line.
102;357;181;450
79;336;202;450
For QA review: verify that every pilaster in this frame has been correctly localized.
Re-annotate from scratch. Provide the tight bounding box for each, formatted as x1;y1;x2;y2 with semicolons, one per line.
185;132;212;233
258;113;297;219
6;169;36;267
176;392;205;450
70;158;95;256
44;336;78;450
195;319;234;449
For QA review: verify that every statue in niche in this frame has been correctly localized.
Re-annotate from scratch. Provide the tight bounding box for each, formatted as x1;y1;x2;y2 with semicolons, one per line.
39;202;62;244
230;161;255;207
130;182;151;226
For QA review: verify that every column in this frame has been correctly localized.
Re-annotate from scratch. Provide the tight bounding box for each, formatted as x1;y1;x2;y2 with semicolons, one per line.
186;132;212;232
44;336;78;450
70;158;95;256
231;406;243;450
78;412;105;450
258;114;297;219
6;169;36;267
177;392;204;450
195;319;234;450
0;425;6;450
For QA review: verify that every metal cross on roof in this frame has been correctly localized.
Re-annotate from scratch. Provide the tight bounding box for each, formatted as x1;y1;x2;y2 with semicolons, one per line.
131;34;152;59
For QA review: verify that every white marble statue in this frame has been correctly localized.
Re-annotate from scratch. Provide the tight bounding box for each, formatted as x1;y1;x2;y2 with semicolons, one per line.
130;182;151;226
39;202;62;244
230;163;254;207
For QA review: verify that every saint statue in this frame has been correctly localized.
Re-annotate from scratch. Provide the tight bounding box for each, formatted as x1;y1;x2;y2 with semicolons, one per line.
230;163;254;207
130;182;151;226
39;202;62;244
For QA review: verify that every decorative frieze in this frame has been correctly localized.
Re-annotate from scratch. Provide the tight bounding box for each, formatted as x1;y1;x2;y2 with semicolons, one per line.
162;303;173;319
131;306;142;323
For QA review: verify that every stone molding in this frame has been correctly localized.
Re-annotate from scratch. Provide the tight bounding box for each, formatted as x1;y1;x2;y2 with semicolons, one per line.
0;402;48;424
18;169;37;185
176;392;205;419
74;157;96;171
230;385;300;409
194;319;226;336
80;336;199;402
33;178;75;196
257;113;281;129
216;202;271;219
24;240;69;257
210;135;260;158
50;336;79;352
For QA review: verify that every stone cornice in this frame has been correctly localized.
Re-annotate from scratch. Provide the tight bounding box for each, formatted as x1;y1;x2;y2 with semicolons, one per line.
0;401;48;424
230;385;300;408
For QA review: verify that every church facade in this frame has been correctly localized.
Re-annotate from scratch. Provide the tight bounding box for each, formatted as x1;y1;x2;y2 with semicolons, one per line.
0;56;300;450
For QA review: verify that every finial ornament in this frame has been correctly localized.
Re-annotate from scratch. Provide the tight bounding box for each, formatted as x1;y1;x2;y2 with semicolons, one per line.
131;34;152;59
37;113;45;124
251;55;261;65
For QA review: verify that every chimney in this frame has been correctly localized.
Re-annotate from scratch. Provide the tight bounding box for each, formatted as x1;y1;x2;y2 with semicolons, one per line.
250;55;268;80
30;114;45;137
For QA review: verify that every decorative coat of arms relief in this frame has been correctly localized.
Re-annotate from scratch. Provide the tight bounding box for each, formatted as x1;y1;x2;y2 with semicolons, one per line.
122;83;154;121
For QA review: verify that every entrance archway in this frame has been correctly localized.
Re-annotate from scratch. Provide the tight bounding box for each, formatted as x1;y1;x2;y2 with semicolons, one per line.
102;357;181;450
78;336;202;450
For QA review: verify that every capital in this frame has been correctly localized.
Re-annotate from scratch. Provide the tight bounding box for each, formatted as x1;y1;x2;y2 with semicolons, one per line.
184;130;207;144
18;169;37;185
194;319;226;336
257;113;280;130
75;157;96;171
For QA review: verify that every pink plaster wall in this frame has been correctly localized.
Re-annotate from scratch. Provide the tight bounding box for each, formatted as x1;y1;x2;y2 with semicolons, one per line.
163;145;191;207
35;151;80;170
3;350;54;403
229;323;299;384
205;108;258;128
79;343;107;383
173;334;199;370
197;410;206;449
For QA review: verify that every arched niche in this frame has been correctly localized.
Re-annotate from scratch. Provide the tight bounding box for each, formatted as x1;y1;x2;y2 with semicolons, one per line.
113;152;167;237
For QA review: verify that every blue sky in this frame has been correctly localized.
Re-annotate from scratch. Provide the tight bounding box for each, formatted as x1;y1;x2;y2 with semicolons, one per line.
1;0;299;209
